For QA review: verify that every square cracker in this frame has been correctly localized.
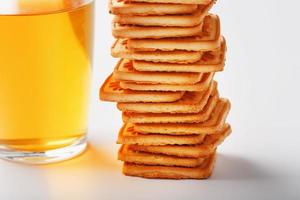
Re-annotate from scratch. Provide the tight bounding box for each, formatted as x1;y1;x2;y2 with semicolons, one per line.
119;72;214;92
112;40;204;64
117;123;206;145
100;74;184;103
128;14;221;52
119;145;210;167
113;59;203;84
112;22;203;39
122;153;216;179
128;0;213;5
122;91;219;124
117;80;217;113
134;98;231;135
133;37;226;72
109;0;199;16
129;123;231;158
113;2;214;27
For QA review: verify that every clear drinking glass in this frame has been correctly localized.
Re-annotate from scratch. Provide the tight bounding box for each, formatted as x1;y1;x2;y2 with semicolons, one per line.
0;0;94;164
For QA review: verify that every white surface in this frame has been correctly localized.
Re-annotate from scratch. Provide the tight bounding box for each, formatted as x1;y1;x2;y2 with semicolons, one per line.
1;0;300;199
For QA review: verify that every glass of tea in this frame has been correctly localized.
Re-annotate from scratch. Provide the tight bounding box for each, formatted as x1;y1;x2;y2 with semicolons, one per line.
0;0;94;164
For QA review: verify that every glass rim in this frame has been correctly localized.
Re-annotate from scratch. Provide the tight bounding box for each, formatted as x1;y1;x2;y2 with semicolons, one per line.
0;0;94;16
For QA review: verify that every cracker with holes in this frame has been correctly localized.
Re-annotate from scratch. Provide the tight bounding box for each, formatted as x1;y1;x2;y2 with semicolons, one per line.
117;81;217;113
100;74;184;102
119;144;212;167
113;59;203;84
112;40;204;64
133;40;225;72
129;124;231;158
127;14;221;51
117;123;206;145
134;98;230;135
119;73;214;92
113;23;203;39
109;0;199;16
128;0;214;4
122;153;216;179
113;1;214;27
122;90;219;123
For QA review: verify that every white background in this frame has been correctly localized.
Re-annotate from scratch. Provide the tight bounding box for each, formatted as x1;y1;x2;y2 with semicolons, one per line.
1;0;300;199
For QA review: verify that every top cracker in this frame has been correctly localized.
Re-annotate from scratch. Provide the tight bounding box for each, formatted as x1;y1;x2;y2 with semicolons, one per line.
113;2;214;27
128;0;214;5
110;0;199;16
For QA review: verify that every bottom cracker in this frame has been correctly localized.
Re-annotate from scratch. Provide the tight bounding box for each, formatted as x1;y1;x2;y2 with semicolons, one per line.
122;153;216;180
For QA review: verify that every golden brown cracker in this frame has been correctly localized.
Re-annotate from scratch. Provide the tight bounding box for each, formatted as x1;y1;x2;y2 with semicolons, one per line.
117;123;206;145
113;3;213;27
134;98;230;135
112;22;203;39
113;59;203;84
122;91;218;123
122;153;216;179
117;80;217;113
129;124;231;158
127;14;221;51
119;72;214;92
133;39;226;72
109;0;199;16
119;145;209;167
129;0;214;5
100;74;184;102
112;39;204;64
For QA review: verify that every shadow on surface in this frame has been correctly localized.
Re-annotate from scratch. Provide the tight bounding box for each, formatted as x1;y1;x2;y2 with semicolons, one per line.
42;143;119;171
213;154;272;180
34;143;120;199
0;143;121;199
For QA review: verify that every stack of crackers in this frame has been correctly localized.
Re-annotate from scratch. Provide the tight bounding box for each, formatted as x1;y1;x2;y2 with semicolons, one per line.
100;0;231;179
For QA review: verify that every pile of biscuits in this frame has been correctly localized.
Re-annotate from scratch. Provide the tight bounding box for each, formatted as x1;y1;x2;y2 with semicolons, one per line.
100;0;231;179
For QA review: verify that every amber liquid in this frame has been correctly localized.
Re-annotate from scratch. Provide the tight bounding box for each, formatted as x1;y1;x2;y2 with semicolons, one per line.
0;2;94;151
